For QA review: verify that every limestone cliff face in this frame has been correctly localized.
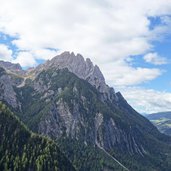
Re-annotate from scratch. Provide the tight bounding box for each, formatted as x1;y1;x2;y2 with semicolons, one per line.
50;52;106;92
36;83;147;156
25;68;151;157
0;60;25;75
0;67;20;109
34;52;116;102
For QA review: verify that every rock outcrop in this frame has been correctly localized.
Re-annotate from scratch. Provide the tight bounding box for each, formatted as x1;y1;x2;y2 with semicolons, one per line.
0;60;24;74
34;51;116;102
1;52;171;171
0;67;20;109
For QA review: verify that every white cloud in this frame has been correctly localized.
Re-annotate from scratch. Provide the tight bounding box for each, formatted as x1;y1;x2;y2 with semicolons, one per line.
32;49;58;60
0;44;13;61
119;87;171;114
144;53;167;65
12;49;58;67
0;0;171;85
0;1;170;56
102;61;162;86
12;52;37;67
0;0;171;113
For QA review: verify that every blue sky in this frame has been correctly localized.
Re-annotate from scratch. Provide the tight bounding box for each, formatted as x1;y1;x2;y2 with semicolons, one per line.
131;49;171;92
0;0;171;114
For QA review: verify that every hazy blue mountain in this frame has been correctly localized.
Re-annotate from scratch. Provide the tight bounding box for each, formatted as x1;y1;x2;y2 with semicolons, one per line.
147;112;171;136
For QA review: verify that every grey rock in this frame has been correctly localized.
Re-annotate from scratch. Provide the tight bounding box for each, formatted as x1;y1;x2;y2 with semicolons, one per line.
0;69;19;109
34;51;117;102
38;92;145;155
0;60;25;75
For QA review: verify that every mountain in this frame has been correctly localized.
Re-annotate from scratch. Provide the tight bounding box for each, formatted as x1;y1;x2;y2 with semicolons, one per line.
1;51;171;171
0;102;75;171
0;60;25;75
146;112;171;136
31;52;116;101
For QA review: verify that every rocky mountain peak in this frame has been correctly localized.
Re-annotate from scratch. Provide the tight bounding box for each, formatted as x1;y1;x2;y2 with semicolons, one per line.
50;51;104;80
40;51;113;96
0;60;23;73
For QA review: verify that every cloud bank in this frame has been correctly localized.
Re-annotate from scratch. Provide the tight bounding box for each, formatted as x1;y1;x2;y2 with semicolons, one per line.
144;53;168;65
0;0;171;113
120;87;171;114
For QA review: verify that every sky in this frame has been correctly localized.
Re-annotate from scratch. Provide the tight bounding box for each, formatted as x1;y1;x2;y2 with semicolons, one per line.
0;0;171;114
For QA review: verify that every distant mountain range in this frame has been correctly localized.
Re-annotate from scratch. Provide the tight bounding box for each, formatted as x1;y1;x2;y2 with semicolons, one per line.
1;51;171;171
146;112;171;136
